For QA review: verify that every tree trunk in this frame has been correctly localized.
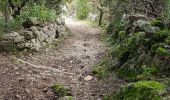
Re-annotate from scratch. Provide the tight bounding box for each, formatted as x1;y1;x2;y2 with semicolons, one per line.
99;11;103;26
8;0;29;18
4;2;10;23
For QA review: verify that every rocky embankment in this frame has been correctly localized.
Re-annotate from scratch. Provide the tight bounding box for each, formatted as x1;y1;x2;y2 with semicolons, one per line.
0;17;67;51
105;14;170;99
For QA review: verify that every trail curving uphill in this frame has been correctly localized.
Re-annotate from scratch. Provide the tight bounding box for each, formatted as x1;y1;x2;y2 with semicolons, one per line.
0;19;123;100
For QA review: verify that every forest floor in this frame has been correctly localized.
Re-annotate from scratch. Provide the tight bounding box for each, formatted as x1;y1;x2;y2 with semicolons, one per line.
0;18;124;100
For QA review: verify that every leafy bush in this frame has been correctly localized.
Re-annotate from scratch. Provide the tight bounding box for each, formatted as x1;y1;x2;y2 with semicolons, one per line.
152;29;169;42
108;26;170;80
0;17;22;35
117;63;141;80
19;4;57;23
137;65;157;80
165;36;170;44
156;47;169;56
76;0;89;20
151;19;165;30
0;4;57;34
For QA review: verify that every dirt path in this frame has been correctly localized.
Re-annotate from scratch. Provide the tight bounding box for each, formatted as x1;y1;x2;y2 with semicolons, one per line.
0;19;123;100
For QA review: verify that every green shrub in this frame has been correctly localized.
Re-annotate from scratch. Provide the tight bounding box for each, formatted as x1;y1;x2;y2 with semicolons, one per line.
0;4;57;34
52;83;72;98
165;36;170;44
151;19;165;30
105;81;166;100
108;26;170;80
152;29;169;42
133;81;166;91
137;65;157;80
156;47;169;56
76;0;89;20
117;63;141;80
0;18;22;35
20;4;57;23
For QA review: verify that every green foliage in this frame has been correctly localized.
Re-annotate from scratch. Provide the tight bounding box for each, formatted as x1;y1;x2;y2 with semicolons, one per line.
133;81;166;91
0;17;22;34
163;0;170;22
0;0;6;11
104;0;170;99
156;47;169;56
20;4;57;23
152;29;170;42
151;43;163;54
106;0;128;34
165;36;170;44
151;19;165;30
92;57;112;78
45;0;63;14
92;65;106;78
76;0;89;20
105;81;166;100
117;62;142;80
107;27;170;80
138;65;157;80
52;83;72;98
109;33;145;80
0;4;57;34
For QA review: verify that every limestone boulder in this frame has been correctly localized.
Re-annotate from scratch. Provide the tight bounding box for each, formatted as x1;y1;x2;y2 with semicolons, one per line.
19;30;34;40
133;20;160;33
0;20;67;51
2;32;25;43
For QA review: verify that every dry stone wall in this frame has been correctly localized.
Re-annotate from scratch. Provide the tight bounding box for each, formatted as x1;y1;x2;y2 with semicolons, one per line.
1;18;67;51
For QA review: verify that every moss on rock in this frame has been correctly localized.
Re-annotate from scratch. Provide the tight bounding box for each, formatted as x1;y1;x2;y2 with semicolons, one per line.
156;47;169;56
165;36;170;44
151;19;165;30
109;24;170;80
106;16;170;100
152;29;169;42
105;81;166;100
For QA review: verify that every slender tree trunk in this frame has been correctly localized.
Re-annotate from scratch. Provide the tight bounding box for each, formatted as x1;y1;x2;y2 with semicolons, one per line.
99;10;103;26
4;2;10;23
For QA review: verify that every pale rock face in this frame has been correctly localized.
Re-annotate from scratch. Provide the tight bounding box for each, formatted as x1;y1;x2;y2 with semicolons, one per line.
2;32;25;43
19;30;35;40
2;32;20;40
1;17;67;51
14;36;25;43
134;20;160;33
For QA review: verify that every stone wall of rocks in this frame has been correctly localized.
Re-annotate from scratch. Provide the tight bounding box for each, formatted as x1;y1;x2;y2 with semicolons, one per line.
0;18;67;51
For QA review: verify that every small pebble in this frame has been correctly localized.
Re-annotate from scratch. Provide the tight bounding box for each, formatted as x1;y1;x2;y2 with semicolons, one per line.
84;75;93;81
